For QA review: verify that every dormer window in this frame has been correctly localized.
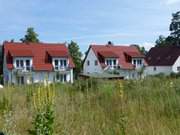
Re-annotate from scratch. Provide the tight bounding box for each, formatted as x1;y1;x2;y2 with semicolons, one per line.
14;58;32;71
132;58;143;68
105;58;118;68
53;58;68;71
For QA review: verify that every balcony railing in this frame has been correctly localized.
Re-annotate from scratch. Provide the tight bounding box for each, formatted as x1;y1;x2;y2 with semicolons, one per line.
54;66;71;72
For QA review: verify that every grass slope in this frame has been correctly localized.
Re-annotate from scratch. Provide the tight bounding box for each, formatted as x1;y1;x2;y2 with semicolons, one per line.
0;77;180;135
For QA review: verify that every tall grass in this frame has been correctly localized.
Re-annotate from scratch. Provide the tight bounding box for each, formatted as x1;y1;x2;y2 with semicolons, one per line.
0;77;179;135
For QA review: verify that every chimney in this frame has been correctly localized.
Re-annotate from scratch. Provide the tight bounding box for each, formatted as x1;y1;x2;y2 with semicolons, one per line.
106;41;114;47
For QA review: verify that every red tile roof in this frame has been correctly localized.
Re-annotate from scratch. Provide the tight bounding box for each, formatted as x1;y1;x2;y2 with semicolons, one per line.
146;46;180;66
90;44;145;69
47;50;69;57
98;51;119;58
9;49;33;57
125;52;145;58
4;42;75;71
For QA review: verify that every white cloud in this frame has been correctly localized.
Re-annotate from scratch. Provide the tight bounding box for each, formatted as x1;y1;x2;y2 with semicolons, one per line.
166;0;180;5
141;42;155;51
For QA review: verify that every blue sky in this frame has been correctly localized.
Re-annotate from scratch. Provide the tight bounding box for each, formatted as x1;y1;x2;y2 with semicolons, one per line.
0;0;179;53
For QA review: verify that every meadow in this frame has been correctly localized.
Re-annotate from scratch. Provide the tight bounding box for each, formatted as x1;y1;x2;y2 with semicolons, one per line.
0;76;180;135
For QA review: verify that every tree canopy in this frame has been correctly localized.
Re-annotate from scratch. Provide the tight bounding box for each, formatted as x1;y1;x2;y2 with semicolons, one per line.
68;41;82;78
155;11;180;47
20;27;39;43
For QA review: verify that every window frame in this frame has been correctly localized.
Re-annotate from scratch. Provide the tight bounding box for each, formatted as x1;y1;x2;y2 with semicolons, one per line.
95;60;98;66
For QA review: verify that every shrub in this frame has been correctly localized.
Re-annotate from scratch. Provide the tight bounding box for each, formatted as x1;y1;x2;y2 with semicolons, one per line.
28;85;55;135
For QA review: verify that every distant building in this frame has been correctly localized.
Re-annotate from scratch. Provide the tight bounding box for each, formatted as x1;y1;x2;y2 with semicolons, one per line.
3;42;75;85
145;46;180;75
83;43;146;79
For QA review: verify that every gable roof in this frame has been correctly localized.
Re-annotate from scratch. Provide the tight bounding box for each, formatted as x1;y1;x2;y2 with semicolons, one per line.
4;41;75;71
146;46;180;66
86;44;145;70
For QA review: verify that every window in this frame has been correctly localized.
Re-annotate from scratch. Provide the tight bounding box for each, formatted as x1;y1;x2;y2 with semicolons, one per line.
16;60;20;68
137;60;142;65
153;67;157;71
54;60;59;70
63;74;67;82
60;60;63;67
133;60;136;65
177;67;180;72
26;60;30;71
54;59;67;70
20;60;24;68
63;60;67;67
56;74;67;82
56;74;60;80
95;60;98;66
113;60;116;66
87;60;90;66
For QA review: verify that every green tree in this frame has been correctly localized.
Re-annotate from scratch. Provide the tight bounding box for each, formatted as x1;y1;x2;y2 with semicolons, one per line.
131;44;147;54
155;35;167;47
20;27;39;43
68;41;82;78
155;11;180;47
170;11;180;39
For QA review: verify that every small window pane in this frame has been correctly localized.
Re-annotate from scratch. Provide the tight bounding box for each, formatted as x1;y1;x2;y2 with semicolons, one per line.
26;60;30;66
16;60;19;67
20;60;24;67
64;60;67;67
64;74;67;82
87;60;90;66
133;60;136;65
55;60;58;66
113;60;116;65
60;60;63;66
95;60;98;66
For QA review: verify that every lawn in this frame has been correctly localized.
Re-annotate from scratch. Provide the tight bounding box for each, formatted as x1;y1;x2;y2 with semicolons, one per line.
0;77;180;135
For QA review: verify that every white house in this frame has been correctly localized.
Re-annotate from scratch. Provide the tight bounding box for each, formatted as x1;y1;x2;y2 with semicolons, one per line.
145;46;180;76
83;43;146;79
3;41;75;85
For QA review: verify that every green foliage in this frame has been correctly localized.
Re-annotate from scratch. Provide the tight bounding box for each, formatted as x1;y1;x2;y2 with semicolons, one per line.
20;27;39;43
155;35;179;47
155;11;180;47
29;105;54;135
28;86;55;135
68;41;82;78
170;11;180;39
0;78;180;134
130;44;147;54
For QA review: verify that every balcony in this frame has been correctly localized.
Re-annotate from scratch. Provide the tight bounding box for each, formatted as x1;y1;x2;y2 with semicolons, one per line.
13;67;32;76
54;66;71;73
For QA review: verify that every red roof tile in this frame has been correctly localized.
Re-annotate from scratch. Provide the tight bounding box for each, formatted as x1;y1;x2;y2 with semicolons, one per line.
4;42;75;71
125;52;145;58
48;50;68;57
9;49;33;57
98;51;119;58
90;44;144;69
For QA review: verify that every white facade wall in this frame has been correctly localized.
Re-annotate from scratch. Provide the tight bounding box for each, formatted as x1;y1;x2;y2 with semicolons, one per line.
3;55;74;85
144;66;172;76
5;70;73;85
118;69;139;79
83;48;103;74
172;56;180;73
83;48;143;79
